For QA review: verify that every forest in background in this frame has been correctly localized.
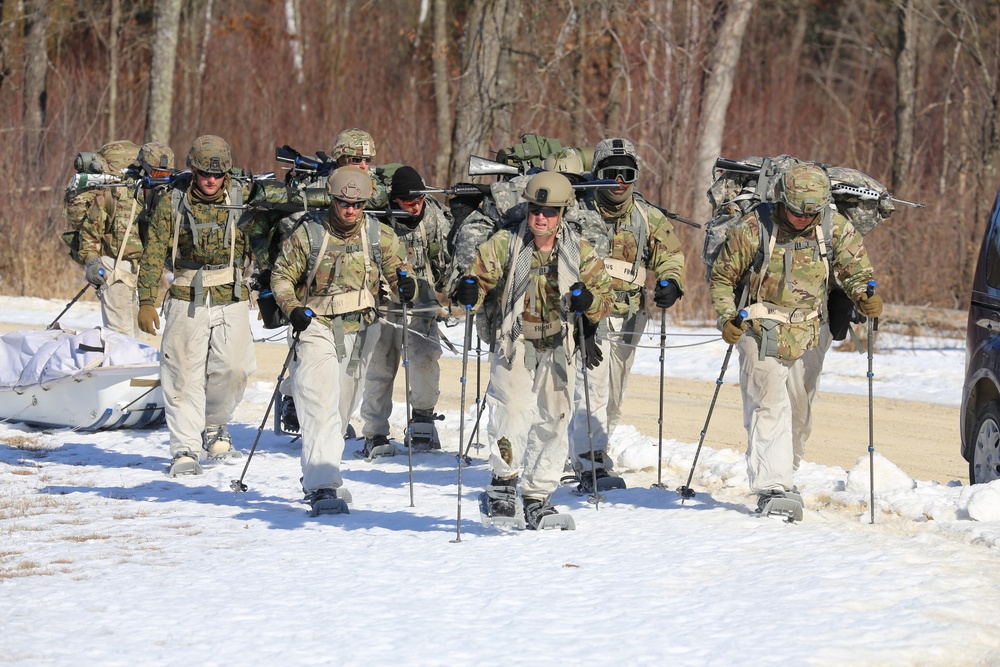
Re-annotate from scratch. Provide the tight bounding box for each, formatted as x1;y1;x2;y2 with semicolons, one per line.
0;0;997;321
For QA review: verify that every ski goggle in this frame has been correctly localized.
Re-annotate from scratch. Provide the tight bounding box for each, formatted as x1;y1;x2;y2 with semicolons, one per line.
527;204;560;218
596;166;638;184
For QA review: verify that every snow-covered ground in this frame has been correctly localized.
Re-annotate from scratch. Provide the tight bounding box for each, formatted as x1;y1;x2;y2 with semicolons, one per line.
2;295;998;666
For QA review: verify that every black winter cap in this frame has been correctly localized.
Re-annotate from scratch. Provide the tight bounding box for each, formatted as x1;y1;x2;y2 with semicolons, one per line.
390;166;425;201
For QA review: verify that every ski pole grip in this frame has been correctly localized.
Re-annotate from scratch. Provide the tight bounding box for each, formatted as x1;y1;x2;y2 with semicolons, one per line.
735;309;748;326
98;268;105;277
462;277;476;310
658;279;669;288
304;308;313;318
866;280;876;297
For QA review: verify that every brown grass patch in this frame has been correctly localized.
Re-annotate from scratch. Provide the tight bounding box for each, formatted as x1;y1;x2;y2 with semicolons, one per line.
62;533;111;542
0;434;53;452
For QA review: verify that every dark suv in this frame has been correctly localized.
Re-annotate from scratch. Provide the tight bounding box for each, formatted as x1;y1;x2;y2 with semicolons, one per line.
962;188;1000;484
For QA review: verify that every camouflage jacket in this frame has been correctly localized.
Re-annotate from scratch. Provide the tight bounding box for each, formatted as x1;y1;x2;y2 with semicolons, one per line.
67;188;146;264
387;196;452;307
709;206;873;361
584;193;686;317
137;178;251;306
270;212;408;334
467;226;613;336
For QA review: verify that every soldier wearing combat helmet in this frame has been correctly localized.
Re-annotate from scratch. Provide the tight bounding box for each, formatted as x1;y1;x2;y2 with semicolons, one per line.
571;137;686;493
329;128;388;208
137;134;257;477
68;139;144;336
453;171;613;530
269;166;414;515
709;160;882;517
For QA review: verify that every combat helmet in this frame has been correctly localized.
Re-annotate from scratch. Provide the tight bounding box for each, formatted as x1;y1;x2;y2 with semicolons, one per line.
542;148;585;175
138;142;175;175
326;166;374;203
776;162;831;217
97;140;140;176
523;172;575;208
330;128;376;164
186;135;232;175
593;137;640;183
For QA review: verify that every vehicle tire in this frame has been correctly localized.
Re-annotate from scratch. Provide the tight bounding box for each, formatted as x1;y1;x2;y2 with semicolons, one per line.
970;400;1000;484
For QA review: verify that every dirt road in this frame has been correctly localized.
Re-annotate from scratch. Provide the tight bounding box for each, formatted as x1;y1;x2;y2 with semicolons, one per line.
250;343;968;486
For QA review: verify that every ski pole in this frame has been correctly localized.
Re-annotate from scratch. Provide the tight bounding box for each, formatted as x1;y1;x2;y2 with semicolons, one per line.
231;322;307;494
866;280;877;524
573;291;604;509
461;380;492;461
400;271;416;508
452;284;476;543
47;282;95;330
677;309;747;502
652;280;669;490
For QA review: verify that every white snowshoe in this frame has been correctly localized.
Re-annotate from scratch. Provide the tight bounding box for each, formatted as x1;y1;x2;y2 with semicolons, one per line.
479;480;525;529
306;488;352;517
202;424;242;461
355;434;400;461
523;497;575;531
168;451;203;477
755;490;804;523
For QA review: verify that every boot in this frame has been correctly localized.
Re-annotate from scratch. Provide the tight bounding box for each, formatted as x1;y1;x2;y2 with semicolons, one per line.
168;450;203;477
202;424;241;460
485;476;518;517
410;409;442;450
361;434;398;459
523;496;559;530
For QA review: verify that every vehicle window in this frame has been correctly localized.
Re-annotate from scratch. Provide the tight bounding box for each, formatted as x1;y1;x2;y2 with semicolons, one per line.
987;217;1000;289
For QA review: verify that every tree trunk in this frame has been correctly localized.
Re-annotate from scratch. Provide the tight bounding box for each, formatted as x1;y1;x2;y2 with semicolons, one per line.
144;0;182;146
284;0;306;116
431;0;452;185
892;0;918;192
449;0;524;184
108;0;121;139
22;0;49;166
691;0;756;224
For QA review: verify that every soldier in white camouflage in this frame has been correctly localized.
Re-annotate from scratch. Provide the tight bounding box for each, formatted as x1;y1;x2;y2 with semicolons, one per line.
66;140;144;336
708;162;882;511
360;166;452;454
270;166;414;511
454;172;613;530
570;137;686;491
137;135;257;477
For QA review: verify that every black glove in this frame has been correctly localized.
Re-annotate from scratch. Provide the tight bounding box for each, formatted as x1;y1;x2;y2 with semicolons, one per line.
449;183;488;226
397;269;417;302
578;316;603;371
653;279;681;309
289;306;313;333
568;281;594;314
454;276;479;307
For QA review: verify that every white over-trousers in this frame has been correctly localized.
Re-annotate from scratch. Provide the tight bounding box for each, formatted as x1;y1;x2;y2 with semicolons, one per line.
292;320;380;494
360;310;440;437
568;311;646;471
487;340;571;499
97;256;138;337
160;298;255;458
737;325;831;493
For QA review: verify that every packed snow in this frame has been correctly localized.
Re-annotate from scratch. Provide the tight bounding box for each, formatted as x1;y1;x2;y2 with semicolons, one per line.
2;295;998;666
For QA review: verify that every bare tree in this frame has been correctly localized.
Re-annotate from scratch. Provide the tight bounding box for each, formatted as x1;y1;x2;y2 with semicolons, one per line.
285;0;306;116
144;0;182;145
691;0;756;223
449;0;524;183
22;0;49;165
892;0;919;191
108;0;121;139
431;0;452;185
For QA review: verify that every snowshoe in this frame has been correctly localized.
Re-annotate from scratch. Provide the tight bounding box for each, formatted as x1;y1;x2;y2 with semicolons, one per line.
409;410;443;451
574;467;627;494
202;424;242;460
279;395;299;433
755;490;804;523
306;488;350;516
523;496;575;531
478;478;525;529
355;434;400;461
168;451;204;477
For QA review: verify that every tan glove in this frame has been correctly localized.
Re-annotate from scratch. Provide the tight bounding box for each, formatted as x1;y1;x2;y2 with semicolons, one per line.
138;304;160;335
722;318;747;345
856;293;883;318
